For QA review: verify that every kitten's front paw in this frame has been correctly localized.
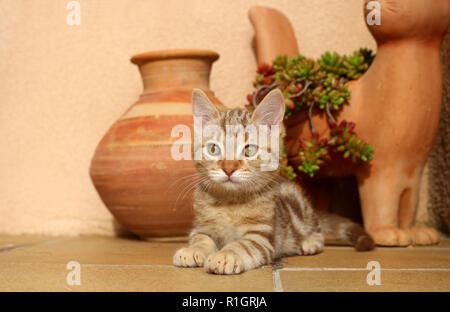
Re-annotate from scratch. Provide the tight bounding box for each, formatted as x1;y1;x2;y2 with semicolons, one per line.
205;250;244;275
173;247;206;267
299;236;323;256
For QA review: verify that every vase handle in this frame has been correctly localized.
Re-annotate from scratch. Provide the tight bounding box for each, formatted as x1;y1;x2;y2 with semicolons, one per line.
249;6;299;66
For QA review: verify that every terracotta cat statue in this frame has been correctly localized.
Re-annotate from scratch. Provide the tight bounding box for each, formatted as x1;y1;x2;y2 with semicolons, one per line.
248;0;450;247
173;89;374;275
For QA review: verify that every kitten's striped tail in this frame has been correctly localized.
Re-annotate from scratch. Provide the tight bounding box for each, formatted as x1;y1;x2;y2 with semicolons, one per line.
318;213;375;251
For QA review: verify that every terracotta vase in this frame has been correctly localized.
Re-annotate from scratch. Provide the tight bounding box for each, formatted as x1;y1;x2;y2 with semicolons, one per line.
249;1;450;246
90;49;222;238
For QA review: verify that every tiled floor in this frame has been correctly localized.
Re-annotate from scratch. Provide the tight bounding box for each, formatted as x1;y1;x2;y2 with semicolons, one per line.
0;235;449;291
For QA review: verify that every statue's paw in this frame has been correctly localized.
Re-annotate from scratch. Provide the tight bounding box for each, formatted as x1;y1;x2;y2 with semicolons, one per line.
369;226;412;246
409;227;440;245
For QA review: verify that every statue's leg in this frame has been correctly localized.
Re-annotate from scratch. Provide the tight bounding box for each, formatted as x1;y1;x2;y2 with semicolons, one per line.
398;169;440;245
356;168;412;246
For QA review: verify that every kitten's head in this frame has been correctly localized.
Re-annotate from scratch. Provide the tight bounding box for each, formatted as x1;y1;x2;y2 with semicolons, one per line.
192;89;285;197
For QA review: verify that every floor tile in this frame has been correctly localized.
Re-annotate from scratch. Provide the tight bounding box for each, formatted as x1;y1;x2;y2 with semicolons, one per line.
279;270;450;292
0;263;273;292
280;244;450;269
0;236;185;266
0;235;57;250
1;235;449;291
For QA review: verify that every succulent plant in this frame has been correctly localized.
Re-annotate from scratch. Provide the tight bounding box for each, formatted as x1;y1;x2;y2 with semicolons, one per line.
328;120;374;163
297;133;330;177
247;48;373;116
318;49;374;80
247;49;375;178
280;149;297;180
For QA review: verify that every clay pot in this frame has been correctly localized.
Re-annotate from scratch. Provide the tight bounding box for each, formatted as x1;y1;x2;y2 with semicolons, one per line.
249;1;450;246
90;49;222;238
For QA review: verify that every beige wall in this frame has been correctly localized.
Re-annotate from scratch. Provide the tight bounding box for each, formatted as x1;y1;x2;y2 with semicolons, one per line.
1;0;382;235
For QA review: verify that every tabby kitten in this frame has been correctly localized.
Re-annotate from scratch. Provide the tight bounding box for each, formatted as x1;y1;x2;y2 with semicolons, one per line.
173;89;374;275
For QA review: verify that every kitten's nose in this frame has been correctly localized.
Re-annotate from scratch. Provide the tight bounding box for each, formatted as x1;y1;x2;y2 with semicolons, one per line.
223;168;236;177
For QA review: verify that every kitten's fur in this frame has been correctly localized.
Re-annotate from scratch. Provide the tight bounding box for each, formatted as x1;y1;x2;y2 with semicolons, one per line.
173;89;374;274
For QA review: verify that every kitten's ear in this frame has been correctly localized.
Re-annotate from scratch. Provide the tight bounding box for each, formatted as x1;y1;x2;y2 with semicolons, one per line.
192;89;219;124
251;89;285;126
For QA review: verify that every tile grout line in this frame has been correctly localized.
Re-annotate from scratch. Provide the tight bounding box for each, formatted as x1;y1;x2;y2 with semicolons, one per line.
324;246;450;251
1;261;448;272
271;262;284;292
82;264;175;268
0;262;175;268
281;267;450;271
0;244;15;251
0;237;74;253
272;270;284;292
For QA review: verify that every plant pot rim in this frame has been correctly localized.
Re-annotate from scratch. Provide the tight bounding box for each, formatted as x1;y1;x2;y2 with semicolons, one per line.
130;49;220;66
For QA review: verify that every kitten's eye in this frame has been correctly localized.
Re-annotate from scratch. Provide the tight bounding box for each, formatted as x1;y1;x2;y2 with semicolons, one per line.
207;143;221;156
243;144;258;158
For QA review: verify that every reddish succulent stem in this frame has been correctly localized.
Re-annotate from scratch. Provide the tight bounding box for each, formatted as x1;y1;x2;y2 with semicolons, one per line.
325;102;337;124
308;102;316;134
289;81;312;99
252;83;282;107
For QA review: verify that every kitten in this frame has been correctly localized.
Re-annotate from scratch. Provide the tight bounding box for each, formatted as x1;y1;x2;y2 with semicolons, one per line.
173;89;374;275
